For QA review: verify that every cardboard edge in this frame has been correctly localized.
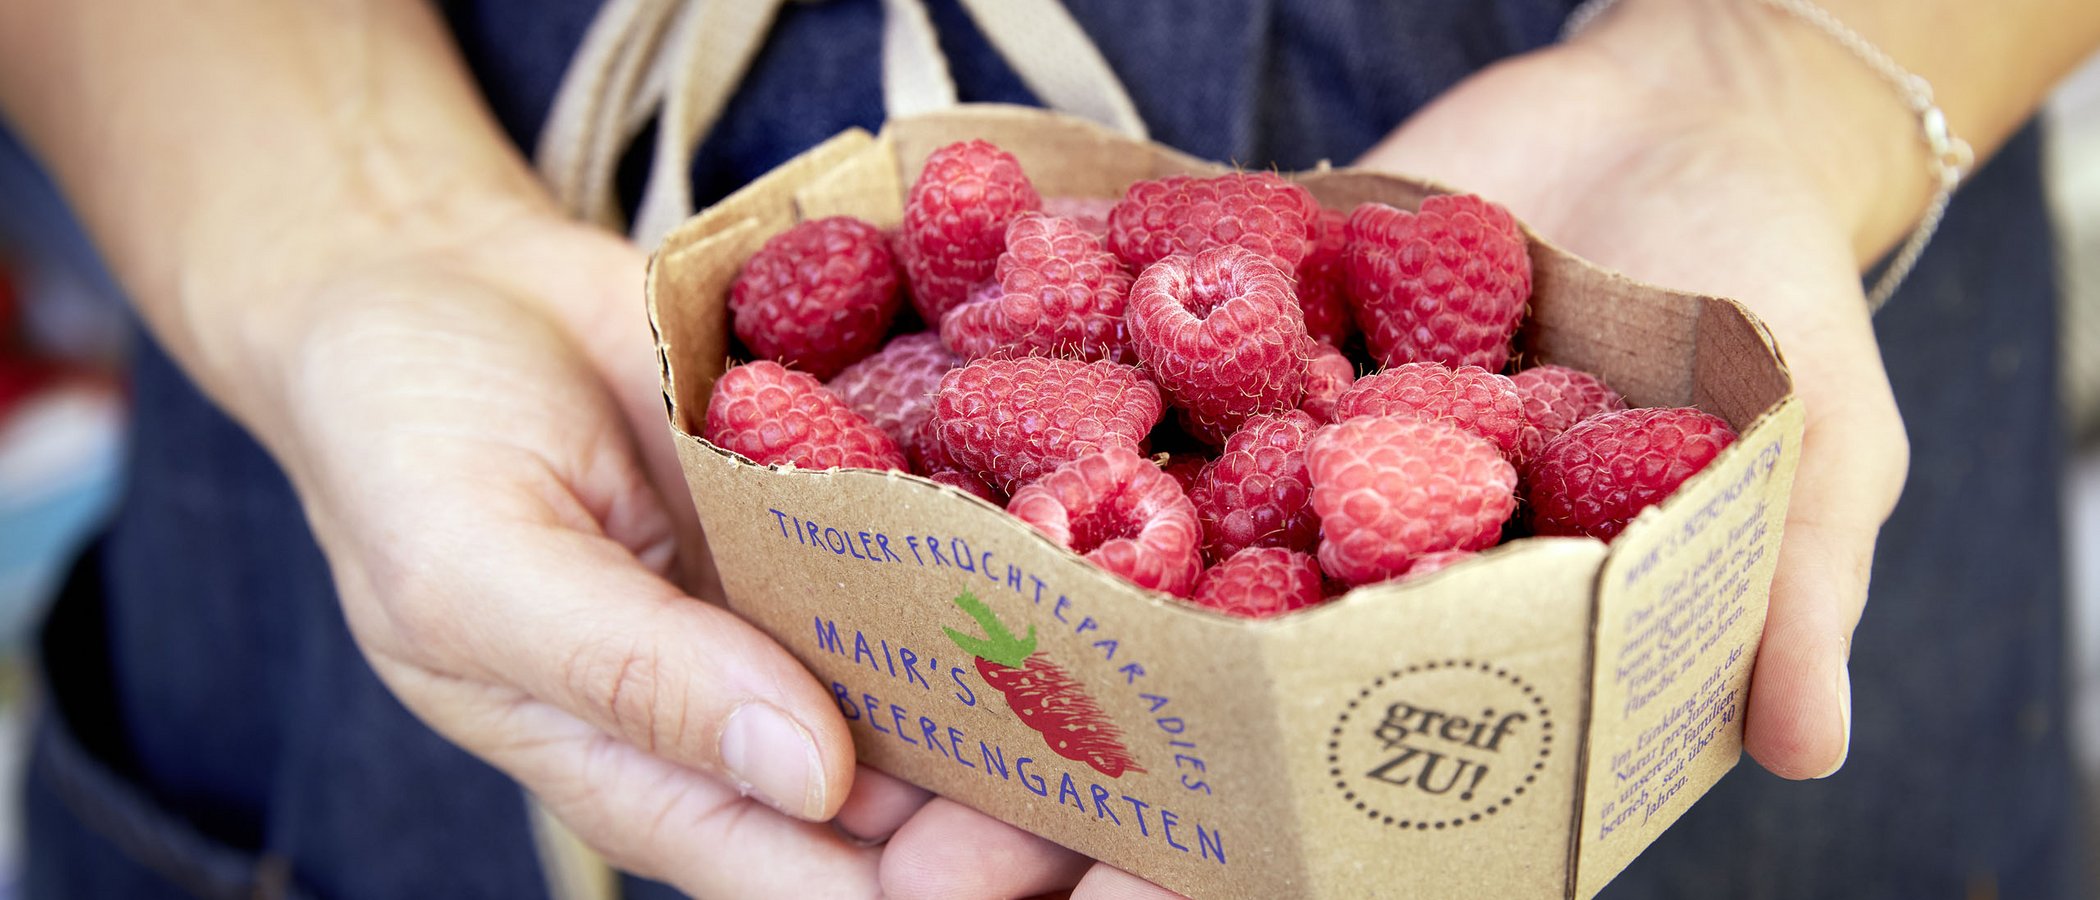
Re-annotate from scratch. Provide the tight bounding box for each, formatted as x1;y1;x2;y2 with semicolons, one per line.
1563;391;1806;899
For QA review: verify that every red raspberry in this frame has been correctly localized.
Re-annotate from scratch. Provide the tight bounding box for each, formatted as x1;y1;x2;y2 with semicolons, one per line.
1042;195;1116;239
1190;547;1325;619
1126;245;1311;443
1107;172;1320;275
1160;453;1210;494
1511;364;1628;460
1189;411;1318;561
1299;342;1357;424
928;357;1163;493
900;141;1043;322
1307;415;1516;586
926;467;1005;505
1296;207;1355;347
827;332;958;457
704;361;908;471
1007;448;1202;596
1527;407;1737;541
1333;362;1527;461
730;216;902;380
1405;549;1477;580
1345;194;1531;371
939;215;1134;363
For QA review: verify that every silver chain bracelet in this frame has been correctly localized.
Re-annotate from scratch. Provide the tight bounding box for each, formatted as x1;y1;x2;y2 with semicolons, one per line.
1561;0;1974;313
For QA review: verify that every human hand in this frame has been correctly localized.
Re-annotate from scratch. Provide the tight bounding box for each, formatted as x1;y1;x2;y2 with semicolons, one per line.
1355;5;1914;780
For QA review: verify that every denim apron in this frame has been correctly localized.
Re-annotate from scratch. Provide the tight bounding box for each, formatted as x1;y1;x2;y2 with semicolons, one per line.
22;1;2080;897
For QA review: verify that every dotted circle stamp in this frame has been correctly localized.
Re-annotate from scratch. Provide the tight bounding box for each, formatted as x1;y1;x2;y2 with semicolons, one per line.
1326;660;1553;831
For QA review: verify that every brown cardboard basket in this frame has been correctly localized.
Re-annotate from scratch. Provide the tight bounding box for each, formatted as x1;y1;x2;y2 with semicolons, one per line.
646;105;1803;900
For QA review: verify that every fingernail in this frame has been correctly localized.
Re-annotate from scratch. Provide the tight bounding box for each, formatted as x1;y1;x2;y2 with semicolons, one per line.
719;702;825;818
1814;665;1852;779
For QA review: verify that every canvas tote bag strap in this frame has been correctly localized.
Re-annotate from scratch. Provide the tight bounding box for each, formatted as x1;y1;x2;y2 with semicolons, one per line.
535;0;1146;244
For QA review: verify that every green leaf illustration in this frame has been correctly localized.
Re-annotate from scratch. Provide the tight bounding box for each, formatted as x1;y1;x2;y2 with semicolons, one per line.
941;590;1035;668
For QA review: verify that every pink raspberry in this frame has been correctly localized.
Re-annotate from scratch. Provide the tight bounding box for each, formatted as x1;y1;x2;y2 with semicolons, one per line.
1405;549;1477;580
1527;407;1737;541
900;140;1042;322
1345;194;1531;371
927;357;1163;493
1007;448;1202;597
704;361;908;471
1190;547;1325;619
1042;195;1116;239
1299;342;1357;424
1107;172;1320;276
826;332;958;459
1126;245;1311;443
1307;415;1516;586
939;215;1134;363
730;216;902;380
1295;207;1355;347
1511;364;1628;460
1188;411;1318;561
1159;452;1210;495
1332;361;1527;462
926;467;1005;505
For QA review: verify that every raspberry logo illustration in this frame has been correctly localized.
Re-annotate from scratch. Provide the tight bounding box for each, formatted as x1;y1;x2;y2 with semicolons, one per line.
944;591;1144;778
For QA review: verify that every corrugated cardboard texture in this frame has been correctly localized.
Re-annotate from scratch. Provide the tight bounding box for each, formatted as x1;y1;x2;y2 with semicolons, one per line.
646;105;1803;900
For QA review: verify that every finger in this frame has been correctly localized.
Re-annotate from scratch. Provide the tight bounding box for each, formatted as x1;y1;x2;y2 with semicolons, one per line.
1072;864;1189;900
390;658;881;897
880;799;1091;900
1743;375;1906;779
359;515;856;821
835;766;934;844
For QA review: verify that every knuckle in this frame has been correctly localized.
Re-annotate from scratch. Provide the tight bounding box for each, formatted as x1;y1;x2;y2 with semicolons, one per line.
564;639;695;757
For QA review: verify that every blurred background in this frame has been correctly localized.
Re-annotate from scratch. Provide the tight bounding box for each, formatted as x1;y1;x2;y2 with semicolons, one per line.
0;55;2097;900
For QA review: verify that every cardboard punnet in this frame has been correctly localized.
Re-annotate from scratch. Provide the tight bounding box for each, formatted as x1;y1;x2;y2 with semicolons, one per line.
646;105;1804;900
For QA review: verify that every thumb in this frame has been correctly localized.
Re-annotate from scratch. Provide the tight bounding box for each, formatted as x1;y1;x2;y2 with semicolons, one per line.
1741;350;1908;779
367;518;856;819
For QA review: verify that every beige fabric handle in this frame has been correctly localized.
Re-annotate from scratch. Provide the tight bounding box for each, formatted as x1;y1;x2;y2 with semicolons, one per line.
534;0;1147;245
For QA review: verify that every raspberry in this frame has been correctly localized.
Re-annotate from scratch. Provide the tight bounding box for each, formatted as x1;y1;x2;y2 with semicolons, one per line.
1159;453;1210;494
1511;364;1628;460
1527;407;1737;541
1345;194;1531;371
928;357;1163;493
1126;245;1311;443
926;467;1005;505
1189;411;1318;561
1405;549;1477;580
1190;547;1325;619
1306;415;1516;586
826;332;958;456
1107;172;1320;276
939;215;1134;363
1007;449;1202;596
1042;195;1116;239
730;216;902;380
1333;362;1527;461
900;140;1043;322
1299;342;1357;424
1296;207;1355;347
704;361;908;471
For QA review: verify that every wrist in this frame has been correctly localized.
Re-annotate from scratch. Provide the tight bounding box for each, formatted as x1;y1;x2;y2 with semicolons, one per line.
1565;0;1930;264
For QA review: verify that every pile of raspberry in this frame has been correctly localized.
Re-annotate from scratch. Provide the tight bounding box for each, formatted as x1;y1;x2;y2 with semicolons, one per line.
705;140;1738;618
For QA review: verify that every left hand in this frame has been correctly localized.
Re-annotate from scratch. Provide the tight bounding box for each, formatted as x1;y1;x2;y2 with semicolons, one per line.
876;6;1920;894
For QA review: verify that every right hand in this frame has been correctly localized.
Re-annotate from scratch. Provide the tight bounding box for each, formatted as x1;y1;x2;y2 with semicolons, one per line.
241;211;916;895
248;209;1173;898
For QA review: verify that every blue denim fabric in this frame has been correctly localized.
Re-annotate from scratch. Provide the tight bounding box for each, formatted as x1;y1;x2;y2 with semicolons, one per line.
19;1;2080;897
